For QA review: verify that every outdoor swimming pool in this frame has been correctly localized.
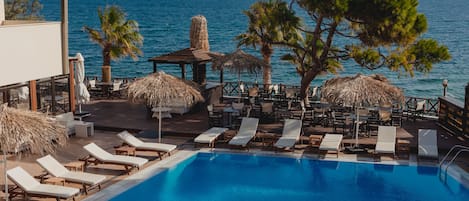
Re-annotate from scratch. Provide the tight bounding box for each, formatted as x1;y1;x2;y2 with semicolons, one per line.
110;152;469;201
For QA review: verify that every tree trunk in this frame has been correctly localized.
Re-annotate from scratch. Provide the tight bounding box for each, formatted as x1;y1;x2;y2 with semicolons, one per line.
102;47;112;82
102;65;111;82
261;44;273;89
300;69;321;103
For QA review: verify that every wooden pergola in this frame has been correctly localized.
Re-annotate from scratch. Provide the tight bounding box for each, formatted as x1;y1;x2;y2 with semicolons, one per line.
148;48;222;85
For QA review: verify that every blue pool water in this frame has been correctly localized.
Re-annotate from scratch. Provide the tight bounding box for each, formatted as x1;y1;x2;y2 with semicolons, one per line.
110;153;469;201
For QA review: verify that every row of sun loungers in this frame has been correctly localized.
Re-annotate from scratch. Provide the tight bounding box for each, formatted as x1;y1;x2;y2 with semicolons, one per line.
6;131;178;200
195;117;439;161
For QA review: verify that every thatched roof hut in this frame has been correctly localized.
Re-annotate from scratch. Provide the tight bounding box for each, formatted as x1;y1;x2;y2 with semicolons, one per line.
321;74;404;107
211;49;268;83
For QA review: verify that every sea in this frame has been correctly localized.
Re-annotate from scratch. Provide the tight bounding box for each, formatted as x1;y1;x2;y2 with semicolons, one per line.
40;0;469;101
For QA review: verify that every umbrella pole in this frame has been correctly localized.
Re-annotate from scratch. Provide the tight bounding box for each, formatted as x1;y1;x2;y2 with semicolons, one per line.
355;107;359;148
158;104;162;143
3;152;8;201
238;73;241;103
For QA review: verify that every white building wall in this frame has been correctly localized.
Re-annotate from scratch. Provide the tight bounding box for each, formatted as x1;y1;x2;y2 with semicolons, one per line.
0;22;63;86
0;0;5;23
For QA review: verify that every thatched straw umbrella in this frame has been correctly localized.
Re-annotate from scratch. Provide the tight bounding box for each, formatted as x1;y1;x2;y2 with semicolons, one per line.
0;104;67;199
190;15;209;51
211;49;268;99
321;74;404;148
127;71;204;142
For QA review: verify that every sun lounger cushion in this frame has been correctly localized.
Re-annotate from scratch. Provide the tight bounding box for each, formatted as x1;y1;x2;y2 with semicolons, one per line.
418;129;438;159
229;117;259;146
375;126;396;154
37;155;106;186
274;119;302;149
83;143;148;167
117;131;177;153
319;134;343;151
7;166;80;199
194;127;229;144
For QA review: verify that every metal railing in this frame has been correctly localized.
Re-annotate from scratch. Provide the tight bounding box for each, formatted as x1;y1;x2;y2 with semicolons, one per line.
438;145;469;182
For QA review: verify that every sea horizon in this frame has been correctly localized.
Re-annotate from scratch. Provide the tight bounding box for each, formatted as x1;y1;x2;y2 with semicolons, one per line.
41;0;468;101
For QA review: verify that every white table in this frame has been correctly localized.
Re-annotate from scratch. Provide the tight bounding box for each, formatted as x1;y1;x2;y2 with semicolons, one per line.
152;107;172;119
74;122;94;137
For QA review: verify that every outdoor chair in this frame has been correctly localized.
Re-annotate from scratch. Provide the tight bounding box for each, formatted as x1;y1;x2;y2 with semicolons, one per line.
409;100;426;121
331;111;349;134
260;102;275;122
273;119;302;151
374;126;397;160
228;117;259;149
194;127;229;149
36;155;106;194
319;134;344;158
6;166;80;201
418;129;439;161
117;131;177;160
207;104;223;127
82;143;148;174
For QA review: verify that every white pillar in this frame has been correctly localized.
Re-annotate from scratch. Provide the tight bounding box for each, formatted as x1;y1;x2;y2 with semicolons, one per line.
61;0;69;74
0;0;5;24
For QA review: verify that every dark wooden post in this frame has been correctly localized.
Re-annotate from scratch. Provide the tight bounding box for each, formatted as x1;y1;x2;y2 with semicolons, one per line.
180;63;186;79
463;82;469;134
219;68;224;83
192;62;198;84
50;76;56;113
153;62;158;73
69;59;76;113
198;63;206;85
29;80;37;111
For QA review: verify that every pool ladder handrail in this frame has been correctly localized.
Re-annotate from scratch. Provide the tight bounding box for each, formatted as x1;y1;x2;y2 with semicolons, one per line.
438;145;469;182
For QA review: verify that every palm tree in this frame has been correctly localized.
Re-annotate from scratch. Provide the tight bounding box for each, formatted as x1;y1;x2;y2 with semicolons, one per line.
236;0;300;86
83;5;143;82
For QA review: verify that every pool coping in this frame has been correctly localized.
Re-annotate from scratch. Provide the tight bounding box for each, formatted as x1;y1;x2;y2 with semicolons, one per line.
85;148;469;200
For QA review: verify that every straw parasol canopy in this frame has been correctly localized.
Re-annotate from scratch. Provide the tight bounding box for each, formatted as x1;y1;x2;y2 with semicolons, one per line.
0;104;67;155
127;71;204;108
127;71;204;142
321;74;404;107
211;49;267;74
0;103;67;198
190;15;209;51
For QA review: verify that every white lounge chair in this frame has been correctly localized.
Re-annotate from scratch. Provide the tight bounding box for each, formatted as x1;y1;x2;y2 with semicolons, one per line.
83;143;148;174
375;126;397;159
117;130;177;160
228;117;259;148
319;134;343;158
36;155;106;194
418;129;438;160
194;127;229;148
274;119;302;150
6;166;80;201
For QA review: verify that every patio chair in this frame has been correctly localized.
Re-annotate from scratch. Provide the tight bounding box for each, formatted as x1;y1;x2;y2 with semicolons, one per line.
228;117;259;149
6;166;80;201
273;119;302;150
36;155;106;194
194;127;229;148
418;129;439;161
374;126;397;159
207;104;223;127
82;143;148;174
409;100;426;121
319;134;344;158
117;131;177;160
